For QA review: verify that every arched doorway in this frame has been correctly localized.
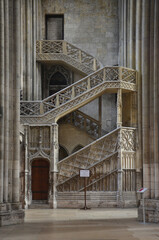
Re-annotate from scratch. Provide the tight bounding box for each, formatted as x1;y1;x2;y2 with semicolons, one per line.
32;159;49;201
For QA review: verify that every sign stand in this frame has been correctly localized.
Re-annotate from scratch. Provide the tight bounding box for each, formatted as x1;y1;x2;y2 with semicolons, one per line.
80;170;91;210
137;188;148;224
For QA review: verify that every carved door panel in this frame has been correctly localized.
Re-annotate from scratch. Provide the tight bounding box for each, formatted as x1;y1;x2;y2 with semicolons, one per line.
32;159;49;200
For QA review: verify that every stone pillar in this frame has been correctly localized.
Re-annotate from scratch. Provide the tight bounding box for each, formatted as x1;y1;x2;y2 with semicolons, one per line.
149;0;155;199
24;126;29;209
12;0;21;203
117;88;122;128
141;0;150;197
4;0;9;203
0;0;4;203
135;0;142;190
36;0;42;100
117;129;123;207
26;0;32;100
153;0;159;199
50;124;58;209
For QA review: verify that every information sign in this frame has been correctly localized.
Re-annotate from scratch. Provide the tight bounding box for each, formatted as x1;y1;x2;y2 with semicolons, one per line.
137;188;148;193
80;169;90;178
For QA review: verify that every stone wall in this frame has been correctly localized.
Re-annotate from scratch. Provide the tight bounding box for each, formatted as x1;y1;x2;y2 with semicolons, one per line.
0;0;24;226
59;123;94;155
40;0;119;132
41;0;119;66
118;0;159;223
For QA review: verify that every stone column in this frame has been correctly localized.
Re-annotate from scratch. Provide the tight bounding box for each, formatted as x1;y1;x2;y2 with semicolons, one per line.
26;0;32;100
117;88;122;128
149;0;155;199
0;0;4;203
141;0;150;197
154;0;159;199
4;0;9;203
51;124;59;209
135;0;142;190
12;0;21;203
129;0;135;69
24;126;29;209
36;0;42;100
117;129;123;207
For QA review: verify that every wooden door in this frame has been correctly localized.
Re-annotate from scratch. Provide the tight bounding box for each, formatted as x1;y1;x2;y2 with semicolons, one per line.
32;159;49;200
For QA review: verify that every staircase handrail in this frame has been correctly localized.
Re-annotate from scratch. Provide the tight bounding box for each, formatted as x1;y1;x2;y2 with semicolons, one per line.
57;127;119;166
20;66;136;118
36;40;101;71
78;169;118;192
57;151;118;187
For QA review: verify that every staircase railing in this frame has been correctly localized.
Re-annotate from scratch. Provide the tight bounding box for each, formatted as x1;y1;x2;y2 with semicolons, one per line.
57;128;119;185
36;40;101;71
20;67;136;123
58;110;102;139
56;127;136;192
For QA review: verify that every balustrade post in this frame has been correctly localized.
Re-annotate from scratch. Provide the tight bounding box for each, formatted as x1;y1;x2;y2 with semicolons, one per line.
103;68;106;81
87;77;91;90
119;67;122;81
117;88;122;127
39;41;42;54
56;94;60;107
79;50;82;63
62;41;67;55
40;102;44;114
93;58;97;71
71;86;75;99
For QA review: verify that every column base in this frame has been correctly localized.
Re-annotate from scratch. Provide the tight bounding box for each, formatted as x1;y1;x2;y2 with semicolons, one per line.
138;199;159;223
0;203;24;226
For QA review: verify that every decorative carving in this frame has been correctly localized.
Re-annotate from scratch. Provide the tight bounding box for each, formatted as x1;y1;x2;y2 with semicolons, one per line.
20;67;136;124
56;127;136;192
57;128;119;187
121;128;135;151
36;40;100;72
59;110;101;139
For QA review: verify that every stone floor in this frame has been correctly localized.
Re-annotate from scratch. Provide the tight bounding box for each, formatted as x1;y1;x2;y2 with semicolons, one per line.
0;208;159;240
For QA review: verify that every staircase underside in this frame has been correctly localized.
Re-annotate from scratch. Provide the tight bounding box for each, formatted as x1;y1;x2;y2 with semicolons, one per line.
36;53;94;76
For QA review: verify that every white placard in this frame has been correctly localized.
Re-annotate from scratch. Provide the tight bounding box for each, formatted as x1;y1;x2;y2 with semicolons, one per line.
137;188;148;193
80;170;90;178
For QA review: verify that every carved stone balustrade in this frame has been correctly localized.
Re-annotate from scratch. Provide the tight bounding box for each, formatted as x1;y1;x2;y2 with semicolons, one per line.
36;40;100;75
58;110;101;139
20;67;137;125
56;127;136;193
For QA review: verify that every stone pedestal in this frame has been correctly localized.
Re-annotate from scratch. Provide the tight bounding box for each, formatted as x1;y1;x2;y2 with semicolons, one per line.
138;199;159;223
0;203;24;226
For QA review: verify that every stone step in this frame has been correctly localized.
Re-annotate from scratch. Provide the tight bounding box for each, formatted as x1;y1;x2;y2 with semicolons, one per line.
28;204;50;209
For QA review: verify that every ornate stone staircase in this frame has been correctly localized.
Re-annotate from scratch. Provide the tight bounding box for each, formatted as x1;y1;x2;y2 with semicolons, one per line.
21;41;137;208
20;66;136;124
36;40;101;75
56;127;136;193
